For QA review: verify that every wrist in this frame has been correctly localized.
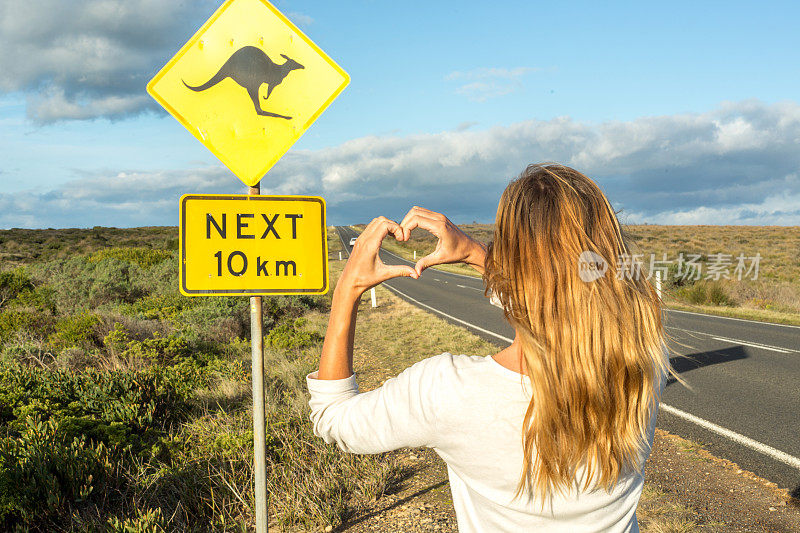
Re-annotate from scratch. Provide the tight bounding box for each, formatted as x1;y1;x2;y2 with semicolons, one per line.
465;239;487;269
333;280;362;305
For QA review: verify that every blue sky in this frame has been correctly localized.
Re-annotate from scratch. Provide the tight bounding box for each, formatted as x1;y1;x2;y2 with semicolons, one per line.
1;0;800;227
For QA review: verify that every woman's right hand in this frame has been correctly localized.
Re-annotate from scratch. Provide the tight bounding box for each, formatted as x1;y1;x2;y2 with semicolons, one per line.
398;206;487;276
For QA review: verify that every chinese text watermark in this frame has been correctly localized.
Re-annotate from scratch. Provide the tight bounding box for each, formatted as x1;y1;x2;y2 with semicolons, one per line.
578;252;761;282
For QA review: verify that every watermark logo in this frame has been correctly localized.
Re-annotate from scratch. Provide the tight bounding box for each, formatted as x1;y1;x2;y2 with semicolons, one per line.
616;252;761;281
578;251;608;282
575;251;761;282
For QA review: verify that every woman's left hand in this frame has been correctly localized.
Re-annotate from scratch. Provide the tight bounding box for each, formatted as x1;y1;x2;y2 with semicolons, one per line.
337;217;418;298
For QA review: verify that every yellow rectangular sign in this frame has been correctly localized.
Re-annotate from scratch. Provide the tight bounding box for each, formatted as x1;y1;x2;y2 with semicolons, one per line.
180;195;328;295
147;0;349;187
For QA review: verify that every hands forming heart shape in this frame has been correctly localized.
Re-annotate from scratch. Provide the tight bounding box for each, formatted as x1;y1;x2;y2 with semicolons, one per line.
338;206;487;297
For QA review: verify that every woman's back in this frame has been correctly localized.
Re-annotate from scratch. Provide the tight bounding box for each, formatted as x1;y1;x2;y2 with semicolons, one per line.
308;351;661;532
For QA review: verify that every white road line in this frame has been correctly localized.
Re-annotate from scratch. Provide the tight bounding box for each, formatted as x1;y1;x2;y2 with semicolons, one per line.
665;326;795;353
669;308;800;330
660;404;800;472
383;284;514;344
710;336;791;354
384;281;800;474
335;228;351;257
457;284;483;292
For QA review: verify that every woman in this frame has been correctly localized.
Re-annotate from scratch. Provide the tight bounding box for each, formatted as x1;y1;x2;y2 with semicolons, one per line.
307;163;670;532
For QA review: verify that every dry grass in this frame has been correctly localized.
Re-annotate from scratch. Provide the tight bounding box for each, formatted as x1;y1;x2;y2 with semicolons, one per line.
637;485;700;533
327;227;344;258
626;225;800;318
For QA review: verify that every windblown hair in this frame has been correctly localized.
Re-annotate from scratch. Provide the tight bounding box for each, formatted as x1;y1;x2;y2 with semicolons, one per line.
483;163;671;502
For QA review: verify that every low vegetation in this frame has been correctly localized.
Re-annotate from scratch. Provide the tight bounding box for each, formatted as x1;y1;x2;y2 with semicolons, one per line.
0;226;403;531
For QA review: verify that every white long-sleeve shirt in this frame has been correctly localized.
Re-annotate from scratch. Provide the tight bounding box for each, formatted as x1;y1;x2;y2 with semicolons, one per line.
307;352;660;532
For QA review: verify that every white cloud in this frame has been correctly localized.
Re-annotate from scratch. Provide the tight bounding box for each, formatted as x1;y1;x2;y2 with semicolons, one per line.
445;66;539;102
26;87;151;122
627;187;800;225
0;0;220;122
2;100;800;228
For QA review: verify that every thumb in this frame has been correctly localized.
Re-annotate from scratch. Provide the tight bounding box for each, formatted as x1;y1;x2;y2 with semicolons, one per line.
383;263;419;280
414;252;440;276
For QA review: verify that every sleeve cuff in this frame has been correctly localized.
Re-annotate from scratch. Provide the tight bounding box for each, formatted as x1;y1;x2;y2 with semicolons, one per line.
306;371;359;394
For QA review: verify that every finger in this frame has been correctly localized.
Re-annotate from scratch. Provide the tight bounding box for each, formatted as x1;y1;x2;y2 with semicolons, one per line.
399;206;424;226
380;263;419;281
399;213;442;239
376;217;404;242
363;217;401;242
414;250;442;276
399;206;441;240
362;216;383;236
409;205;445;221
398;208;420;240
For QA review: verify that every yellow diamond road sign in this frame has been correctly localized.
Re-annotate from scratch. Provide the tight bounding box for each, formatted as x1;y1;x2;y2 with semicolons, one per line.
147;0;349;186
180;195;328;296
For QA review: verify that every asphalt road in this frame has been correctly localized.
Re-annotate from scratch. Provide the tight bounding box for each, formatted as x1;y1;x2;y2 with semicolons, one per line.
335;226;800;498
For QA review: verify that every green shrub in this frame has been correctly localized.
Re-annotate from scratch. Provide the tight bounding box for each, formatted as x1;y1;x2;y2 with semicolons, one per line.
679;282;707;305
172;297;249;342
677;280;731;306
106;507;168;532
124;334;192;365
9;286;56;315
102;323;191;365
708;282;732;306
0;416;118;529
89;248;174;269
31;256;146;312
88;259;144;306
664;259;700;289
267;318;323;351
132;258;179;299
120;293;193;321
0;363;193;451
102;322;132;356
49;312;101;350
0;310;55;345
0;269;34;310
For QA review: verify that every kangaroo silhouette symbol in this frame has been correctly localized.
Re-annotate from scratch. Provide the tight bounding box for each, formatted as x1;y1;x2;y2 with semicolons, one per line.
183;46;304;119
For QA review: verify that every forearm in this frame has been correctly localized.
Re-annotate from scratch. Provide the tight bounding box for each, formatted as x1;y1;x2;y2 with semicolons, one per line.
318;285;361;379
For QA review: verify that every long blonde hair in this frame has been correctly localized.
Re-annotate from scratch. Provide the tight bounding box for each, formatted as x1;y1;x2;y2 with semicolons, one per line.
483;163;670;501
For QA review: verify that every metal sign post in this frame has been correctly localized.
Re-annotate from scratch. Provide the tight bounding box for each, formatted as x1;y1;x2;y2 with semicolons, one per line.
249;182;268;532
147;1;349;530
